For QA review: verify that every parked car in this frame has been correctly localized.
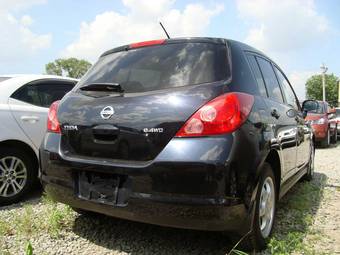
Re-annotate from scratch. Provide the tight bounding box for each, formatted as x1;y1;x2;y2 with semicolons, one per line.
304;100;337;147
40;38;315;250
329;107;340;137
0;75;77;204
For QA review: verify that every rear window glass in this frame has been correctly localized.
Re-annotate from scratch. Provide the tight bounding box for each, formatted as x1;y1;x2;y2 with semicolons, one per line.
0;77;11;83
76;43;230;93
306;102;325;114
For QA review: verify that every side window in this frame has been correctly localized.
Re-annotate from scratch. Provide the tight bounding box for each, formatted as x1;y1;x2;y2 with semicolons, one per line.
247;55;268;97
274;67;299;110
11;82;74;108
256;57;284;103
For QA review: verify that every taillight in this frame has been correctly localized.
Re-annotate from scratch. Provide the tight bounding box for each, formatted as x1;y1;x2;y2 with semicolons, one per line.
47;100;61;133
175;92;254;137
129;39;166;49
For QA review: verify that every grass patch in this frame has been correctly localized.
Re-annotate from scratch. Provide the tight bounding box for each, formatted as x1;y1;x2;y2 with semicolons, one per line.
264;174;327;255
11;200;74;238
46;203;73;238
0;193;76;253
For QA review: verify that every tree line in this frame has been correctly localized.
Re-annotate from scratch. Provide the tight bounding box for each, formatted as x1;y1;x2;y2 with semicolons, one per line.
305;74;339;107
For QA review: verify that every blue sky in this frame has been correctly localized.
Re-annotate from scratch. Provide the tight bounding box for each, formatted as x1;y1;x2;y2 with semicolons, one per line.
0;0;339;99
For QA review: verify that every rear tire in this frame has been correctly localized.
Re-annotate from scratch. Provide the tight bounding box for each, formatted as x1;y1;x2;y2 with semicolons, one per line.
321;129;330;148
331;127;337;144
238;163;277;251
0;148;37;205
303;140;315;181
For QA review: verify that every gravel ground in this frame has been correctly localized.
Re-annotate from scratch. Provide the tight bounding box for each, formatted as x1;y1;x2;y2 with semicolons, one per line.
0;143;339;255
303;142;340;254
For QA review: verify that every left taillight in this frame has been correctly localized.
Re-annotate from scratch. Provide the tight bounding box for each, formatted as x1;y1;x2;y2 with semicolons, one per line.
47;100;61;133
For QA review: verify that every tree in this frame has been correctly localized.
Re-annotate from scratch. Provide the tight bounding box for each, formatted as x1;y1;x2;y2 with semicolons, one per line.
305;73;339;107
45;58;92;79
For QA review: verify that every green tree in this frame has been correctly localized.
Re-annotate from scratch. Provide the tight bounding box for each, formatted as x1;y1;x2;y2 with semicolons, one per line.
45;58;92;79
305;73;339;107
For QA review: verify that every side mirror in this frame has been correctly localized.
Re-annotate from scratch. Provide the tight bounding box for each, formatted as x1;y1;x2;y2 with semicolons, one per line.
302;100;319;118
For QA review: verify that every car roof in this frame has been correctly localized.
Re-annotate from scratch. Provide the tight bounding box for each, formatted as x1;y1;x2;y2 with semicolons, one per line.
100;37;272;63
101;37;230;57
0;74;78;103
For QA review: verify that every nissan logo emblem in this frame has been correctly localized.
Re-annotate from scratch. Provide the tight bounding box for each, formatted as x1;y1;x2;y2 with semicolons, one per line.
100;106;114;119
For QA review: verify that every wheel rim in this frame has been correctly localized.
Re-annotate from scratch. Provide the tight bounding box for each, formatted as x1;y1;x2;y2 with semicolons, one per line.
259;177;275;238
0;156;27;197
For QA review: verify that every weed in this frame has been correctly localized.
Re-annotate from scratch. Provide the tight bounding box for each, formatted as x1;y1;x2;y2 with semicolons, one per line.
46;204;74;238
15;205;35;237
25;241;33;255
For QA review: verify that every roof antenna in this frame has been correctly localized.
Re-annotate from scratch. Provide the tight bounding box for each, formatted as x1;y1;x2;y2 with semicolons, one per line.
159;22;170;39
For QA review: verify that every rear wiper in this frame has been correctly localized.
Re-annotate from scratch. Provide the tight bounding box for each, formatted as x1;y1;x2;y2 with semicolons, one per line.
80;82;124;93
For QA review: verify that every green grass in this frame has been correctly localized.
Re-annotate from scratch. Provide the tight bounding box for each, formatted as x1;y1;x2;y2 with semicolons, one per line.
0;193;76;253
265;175;327;255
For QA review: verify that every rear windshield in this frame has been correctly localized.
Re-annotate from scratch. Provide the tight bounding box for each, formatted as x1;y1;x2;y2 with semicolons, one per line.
306;102;325;114
76;42;230;93
0;77;11;83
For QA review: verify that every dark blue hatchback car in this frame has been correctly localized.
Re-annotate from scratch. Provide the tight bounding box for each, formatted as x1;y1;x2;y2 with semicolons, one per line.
40;37;315;250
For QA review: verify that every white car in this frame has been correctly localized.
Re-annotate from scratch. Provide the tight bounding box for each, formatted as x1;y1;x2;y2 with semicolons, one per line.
0;75;77;204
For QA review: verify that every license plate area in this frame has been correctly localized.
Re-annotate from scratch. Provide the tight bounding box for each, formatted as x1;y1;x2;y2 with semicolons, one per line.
77;171;131;206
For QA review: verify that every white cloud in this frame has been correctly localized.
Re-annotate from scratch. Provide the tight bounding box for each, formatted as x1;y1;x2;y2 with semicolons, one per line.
0;0;51;63
0;0;46;12
62;0;224;61
236;0;329;53
289;70;316;100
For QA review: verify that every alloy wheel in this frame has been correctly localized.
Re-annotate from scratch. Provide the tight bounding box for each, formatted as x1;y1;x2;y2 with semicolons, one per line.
259;176;275;238
0;156;27;197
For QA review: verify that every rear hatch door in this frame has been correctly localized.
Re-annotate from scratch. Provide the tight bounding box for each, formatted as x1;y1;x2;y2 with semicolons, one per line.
58;40;231;162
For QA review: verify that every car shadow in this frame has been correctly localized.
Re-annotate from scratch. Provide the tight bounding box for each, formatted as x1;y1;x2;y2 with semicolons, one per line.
72;213;235;255
0;187;42;210
317;139;339;149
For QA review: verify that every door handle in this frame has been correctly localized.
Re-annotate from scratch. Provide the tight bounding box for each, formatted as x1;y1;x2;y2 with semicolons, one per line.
271;109;280;119
21;116;40;122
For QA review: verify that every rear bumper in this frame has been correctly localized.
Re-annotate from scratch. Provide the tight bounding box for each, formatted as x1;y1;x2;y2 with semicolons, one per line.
42;180;249;232
40;131;257;233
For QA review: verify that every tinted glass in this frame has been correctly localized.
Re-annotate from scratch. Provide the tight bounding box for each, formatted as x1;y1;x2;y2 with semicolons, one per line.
304;101;324;114
247;55;267;97
76;43;230;93
274;67;299;110
256;57;284;103
336;109;340;117
0;77;10;83
11;82;74;108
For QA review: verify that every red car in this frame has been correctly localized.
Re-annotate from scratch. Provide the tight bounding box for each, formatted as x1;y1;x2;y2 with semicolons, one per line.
304;101;337;147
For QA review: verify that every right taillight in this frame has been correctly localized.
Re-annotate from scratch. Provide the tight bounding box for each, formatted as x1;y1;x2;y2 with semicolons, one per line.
175;92;254;137
47;100;61;133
